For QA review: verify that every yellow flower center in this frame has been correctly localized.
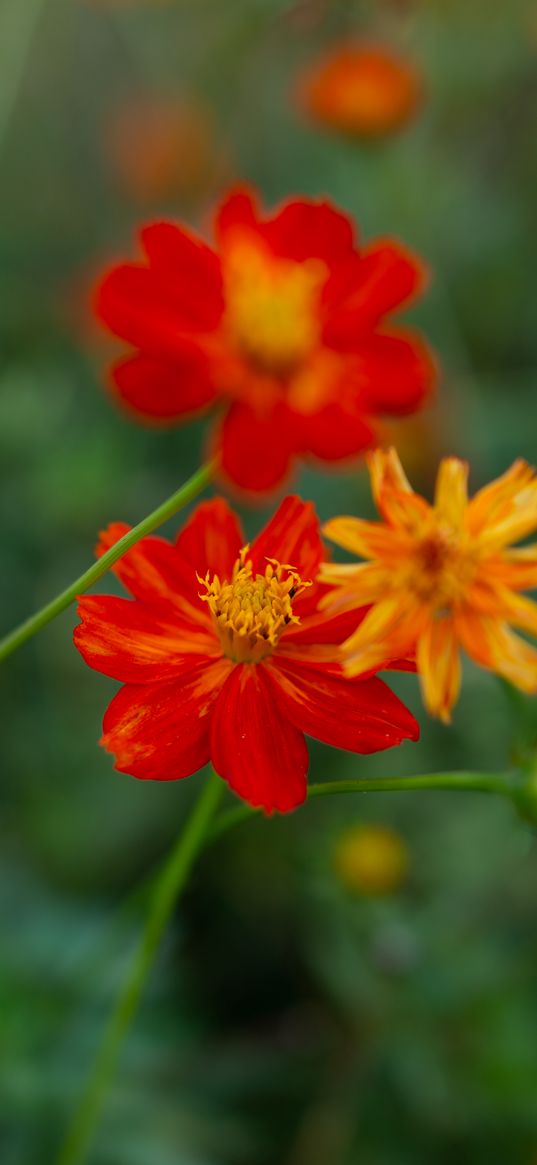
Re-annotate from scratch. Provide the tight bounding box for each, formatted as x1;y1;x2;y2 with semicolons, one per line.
198;548;311;663
222;236;326;375
410;526;478;609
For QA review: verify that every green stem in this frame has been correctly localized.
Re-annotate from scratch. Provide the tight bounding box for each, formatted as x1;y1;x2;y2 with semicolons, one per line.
210;770;516;841
309;772;513;797
56;765;516;1164
56;771;224;1165
0;460;215;663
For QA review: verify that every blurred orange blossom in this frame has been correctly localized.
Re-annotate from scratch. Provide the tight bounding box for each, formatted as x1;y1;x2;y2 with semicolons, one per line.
104;96;226;204
298;41;422;139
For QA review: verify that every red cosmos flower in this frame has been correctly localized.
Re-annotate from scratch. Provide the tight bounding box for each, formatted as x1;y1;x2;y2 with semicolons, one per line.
74;497;419;813
95;187;436;494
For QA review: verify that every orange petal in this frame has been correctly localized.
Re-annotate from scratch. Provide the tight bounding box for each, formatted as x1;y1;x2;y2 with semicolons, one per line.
475;548;537;592
416;617;461;723
367;446;429;530
465;575;537;635
467;460;537;544
497;544;537;590
455;610;537;693
320;562;394;607
322;515;408;561
341;595;426;677
434;457;468;530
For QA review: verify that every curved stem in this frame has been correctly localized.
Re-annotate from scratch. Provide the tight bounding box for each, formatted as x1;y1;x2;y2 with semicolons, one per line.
0;460;215;663
56;771;224;1165
210;770;516;841
309;772;513;797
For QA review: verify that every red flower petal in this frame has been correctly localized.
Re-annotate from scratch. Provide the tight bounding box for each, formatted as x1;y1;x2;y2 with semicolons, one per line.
96;263;212;363
249;495;324;581
210;664;308;813
74;596;218;684
214;186;259;245
96;523;205;611
264;198;355;265
283;602;369;646
175;498;245;587
295;397;374;461
268;656;419;753
101;659;232;780
111;353;215;421
323;240;427;345
140;221;224;330
217;402;296;494
357;328;436;415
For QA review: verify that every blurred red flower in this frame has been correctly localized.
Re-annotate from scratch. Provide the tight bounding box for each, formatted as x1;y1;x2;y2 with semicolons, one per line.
95;187;436;493
74;496;419;813
298;42;422;139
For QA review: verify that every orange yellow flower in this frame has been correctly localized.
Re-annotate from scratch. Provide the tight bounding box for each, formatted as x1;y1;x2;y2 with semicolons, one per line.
334;823;409;895
322;448;537;722
298;42;422;140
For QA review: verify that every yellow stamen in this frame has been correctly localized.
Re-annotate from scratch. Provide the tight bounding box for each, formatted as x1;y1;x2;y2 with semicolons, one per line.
199;546;311;664
222;236;326;375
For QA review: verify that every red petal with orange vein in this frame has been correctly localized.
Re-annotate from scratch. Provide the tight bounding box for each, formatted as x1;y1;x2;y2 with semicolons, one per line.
75;596;218;684
96;523;206;612
356;329;436;415
283;603;369;645
267;656;419;753
175;498;244;589
218;402;296;494
323;240;427;344
141;222;224;330
210;664;308;813
101;659;231;780
249;494;323;580
112;353;215;421
264;198;355;265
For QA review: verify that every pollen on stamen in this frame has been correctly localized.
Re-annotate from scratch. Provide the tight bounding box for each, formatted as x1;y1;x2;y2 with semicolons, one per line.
198;547;312;664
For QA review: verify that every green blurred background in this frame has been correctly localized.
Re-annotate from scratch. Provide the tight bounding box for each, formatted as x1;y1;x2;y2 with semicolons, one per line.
2;1;537;1162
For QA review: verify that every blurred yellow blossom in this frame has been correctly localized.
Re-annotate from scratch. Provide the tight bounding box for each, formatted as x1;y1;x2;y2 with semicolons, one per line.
333;823;409;895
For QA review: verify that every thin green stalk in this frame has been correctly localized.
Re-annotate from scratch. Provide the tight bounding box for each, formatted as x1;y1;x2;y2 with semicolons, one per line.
210;770;516;841
309;772;514;798
56;771;224;1165
0;460;215;663
56;765;517;1164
